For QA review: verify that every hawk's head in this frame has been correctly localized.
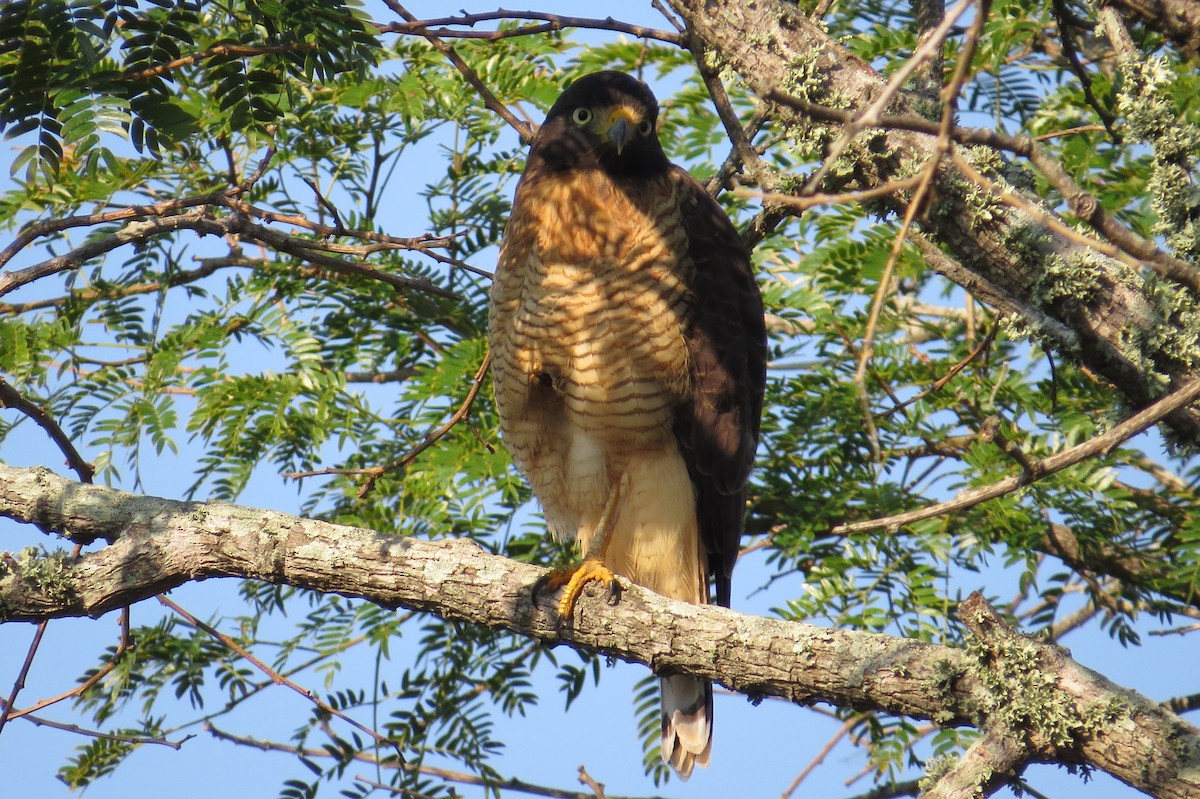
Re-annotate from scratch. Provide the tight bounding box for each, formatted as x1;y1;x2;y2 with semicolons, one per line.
528;71;671;177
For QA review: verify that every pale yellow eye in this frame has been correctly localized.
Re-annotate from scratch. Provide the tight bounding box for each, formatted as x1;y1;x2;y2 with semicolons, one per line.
571;107;593;126
638;119;654;136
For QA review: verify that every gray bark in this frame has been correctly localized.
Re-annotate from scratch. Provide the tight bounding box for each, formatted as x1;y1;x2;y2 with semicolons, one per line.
2;463;1199;798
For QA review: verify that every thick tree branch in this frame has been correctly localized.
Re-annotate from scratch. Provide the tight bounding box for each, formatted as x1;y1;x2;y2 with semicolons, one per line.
1;464;1199;798
919;724;1026;798
1100;0;1200;59
666;0;1200;444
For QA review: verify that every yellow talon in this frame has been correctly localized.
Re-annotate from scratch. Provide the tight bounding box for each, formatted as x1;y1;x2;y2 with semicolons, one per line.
535;558;620;621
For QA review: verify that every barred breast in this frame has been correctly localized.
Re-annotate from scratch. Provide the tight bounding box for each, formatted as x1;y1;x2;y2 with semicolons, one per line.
489;169;694;540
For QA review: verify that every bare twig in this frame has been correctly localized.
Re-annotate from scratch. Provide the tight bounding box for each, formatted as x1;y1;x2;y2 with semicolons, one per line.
694;50;774;192
0;189;454;285
1152;622;1200;637
0;622;47;737
832;376;1200;535
748;176;924;212
576;766;607;799
158;595;404;760
708;106;772;195
382;3;534;141
879;322;998;419
378;10;681;45
651;0;686;33
0;377;94;482
949;151;1142;270
1051;0;1120;140
122;43;312;82
9;709;192;748
207;722;654;799
238;146;277;193
285;353;492;497
848;0;992;461
0;255;234;315
780;717;855;799
302;177;348;235
843;781;922;799
0;209;459;301
5;607;132;721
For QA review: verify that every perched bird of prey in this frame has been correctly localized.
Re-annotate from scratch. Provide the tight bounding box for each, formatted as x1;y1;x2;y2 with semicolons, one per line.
488;71;766;779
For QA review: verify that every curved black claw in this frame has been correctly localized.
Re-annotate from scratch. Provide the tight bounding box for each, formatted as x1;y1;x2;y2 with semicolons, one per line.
605;579;622;606
531;572;554;605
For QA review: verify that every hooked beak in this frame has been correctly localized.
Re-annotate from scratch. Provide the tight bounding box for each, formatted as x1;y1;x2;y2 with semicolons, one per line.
601;107;640;154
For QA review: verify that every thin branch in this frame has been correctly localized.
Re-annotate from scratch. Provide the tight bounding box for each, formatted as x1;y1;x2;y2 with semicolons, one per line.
844;781;922;799
0;377;94;483
1152;622;1200;637
5;607;132;720
0;255;235;315
158;594;404;760
378;10;681;45
832;376;1200;535
382;3;535;141
285;353;492;498
0;193;220;273
206;723;658;799
708;105;772;195
880;322;998;419
0;209;460;302
949;151;1142;270
302;177;348;236
122;42;313;82
1050;0;1120;141
651;0;686;33
850;0;992;462
0;191;455;292
748;175;924;212
765;91;1200;296
780;716;855;799
694;49;775;192
11;710;192;748
0;621;47;737
1048;598;1101;640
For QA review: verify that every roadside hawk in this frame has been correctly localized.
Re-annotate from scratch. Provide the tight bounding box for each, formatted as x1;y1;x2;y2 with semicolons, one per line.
488;71;766;779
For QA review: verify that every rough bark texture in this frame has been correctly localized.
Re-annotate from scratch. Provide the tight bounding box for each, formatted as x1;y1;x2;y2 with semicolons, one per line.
1103;0;1200;58
2;463;1200;798
668;0;1200;443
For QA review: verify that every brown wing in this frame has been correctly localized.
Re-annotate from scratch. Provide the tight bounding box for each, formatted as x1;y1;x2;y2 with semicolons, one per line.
670;167;766;608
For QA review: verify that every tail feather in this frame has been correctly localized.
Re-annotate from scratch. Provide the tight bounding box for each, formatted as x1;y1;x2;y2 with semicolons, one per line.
660;674;712;780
